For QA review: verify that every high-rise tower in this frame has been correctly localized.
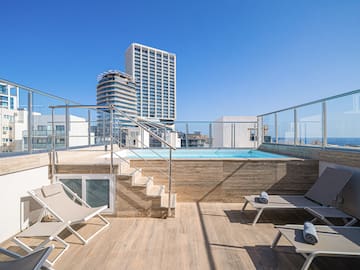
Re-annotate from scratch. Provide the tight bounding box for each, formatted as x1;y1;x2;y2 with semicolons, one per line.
96;70;137;125
125;43;176;123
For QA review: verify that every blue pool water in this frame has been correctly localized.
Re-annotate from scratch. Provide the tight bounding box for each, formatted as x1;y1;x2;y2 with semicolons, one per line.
120;149;290;159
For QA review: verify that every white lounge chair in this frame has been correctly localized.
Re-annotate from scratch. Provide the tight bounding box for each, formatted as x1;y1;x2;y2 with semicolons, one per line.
13;221;69;268
28;182;110;244
0;246;53;270
242;167;353;225
272;225;360;270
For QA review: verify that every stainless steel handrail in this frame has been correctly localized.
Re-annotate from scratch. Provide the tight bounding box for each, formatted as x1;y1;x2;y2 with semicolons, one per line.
112;106;176;150
50;104;176;217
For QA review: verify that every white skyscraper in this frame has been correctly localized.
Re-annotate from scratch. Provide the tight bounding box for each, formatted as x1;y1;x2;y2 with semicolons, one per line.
125;43;176;123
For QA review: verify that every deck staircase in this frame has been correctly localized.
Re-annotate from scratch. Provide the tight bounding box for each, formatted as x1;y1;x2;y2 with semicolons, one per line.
117;161;176;218
49;104;177;218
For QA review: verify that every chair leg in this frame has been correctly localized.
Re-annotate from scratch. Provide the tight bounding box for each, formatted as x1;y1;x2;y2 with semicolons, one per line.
252;208;264;226
345;218;358;226
67;214;110;245
301;253;316;270
66;225;88;244
271;231;282;248
242;200;249;211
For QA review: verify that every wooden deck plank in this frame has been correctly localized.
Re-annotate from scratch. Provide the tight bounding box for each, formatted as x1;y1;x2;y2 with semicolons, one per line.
2;202;360;269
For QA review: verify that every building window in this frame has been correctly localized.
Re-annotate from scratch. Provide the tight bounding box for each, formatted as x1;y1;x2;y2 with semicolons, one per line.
55;174;114;213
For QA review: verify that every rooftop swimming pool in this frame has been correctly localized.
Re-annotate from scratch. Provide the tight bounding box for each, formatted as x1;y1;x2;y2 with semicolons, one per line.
118;149;290;159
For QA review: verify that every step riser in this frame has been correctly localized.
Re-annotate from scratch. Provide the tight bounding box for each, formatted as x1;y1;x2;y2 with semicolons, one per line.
117;166;176;218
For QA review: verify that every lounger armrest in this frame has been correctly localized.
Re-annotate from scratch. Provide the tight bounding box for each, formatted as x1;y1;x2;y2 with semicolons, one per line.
82;205;108;222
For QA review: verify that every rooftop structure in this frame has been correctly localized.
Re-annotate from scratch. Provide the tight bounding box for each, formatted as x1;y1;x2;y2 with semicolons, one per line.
212;116;258;148
125;43;176;123
0;78;360;270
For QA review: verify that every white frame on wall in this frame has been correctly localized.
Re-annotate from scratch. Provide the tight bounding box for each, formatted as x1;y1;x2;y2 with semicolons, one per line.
54;174;115;214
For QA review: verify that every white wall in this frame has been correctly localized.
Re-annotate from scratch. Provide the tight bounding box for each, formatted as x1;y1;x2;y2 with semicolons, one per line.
0;166;50;243
212;116;257;148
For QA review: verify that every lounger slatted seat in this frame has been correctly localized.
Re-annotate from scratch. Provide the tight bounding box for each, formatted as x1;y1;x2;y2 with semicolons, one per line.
242;167;353;225
28;182;110;245
0;246;53;270
272;225;360;270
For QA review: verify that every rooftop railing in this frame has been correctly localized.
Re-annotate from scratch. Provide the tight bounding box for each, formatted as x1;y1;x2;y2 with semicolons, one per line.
258;89;360;150
1;77;359;156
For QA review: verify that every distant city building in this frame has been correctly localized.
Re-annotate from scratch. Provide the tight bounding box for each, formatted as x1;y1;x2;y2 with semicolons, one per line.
97;70;137;124
23;114;94;150
125;43;176;123
0;82;20;151
179;131;209;148
0;82;19;110
212;116;258;148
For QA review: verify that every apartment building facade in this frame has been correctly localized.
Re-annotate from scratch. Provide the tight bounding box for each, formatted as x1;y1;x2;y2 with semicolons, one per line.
125;43;176;123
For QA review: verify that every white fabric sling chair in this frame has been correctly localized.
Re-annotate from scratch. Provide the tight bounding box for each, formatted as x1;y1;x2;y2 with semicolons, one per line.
12;221;69;268
28;182;110;245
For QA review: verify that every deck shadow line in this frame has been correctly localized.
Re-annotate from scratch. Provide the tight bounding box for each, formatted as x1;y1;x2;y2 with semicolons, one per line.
196;202;216;270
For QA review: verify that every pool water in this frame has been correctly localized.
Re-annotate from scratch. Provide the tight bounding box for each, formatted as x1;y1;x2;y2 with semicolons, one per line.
119;149;290;159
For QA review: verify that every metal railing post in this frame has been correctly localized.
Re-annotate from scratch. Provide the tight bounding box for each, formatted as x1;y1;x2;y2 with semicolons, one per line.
168;148;173;217
65;102;70;149
110;106;114;174
294;109;298;145
209;123;212;148
322;101;327;148
102;111;106;146
88;110;91;146
51;107;56;179
185;123;189;148
257;116;262;146
275;113;278;144
27;91;33;153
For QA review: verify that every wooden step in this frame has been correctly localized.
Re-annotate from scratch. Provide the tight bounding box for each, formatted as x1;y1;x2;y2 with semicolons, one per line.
161;193;177;208
133;176;152;187
120;167;141;176
147;185;165;197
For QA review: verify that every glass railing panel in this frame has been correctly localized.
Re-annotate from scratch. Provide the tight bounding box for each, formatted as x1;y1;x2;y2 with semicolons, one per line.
278;109;295;144
212;122;233;148
187;122;211;148
174;122;188;148
234;122;258;148
1;87;28;154
32;93;65;151
88;109;101;146
96;110;111;145
297;103;322;146
262;114;275;143
327;93;360;148
67;107;91;149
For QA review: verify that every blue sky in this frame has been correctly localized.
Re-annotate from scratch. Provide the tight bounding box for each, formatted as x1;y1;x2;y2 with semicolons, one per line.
1;0;360;120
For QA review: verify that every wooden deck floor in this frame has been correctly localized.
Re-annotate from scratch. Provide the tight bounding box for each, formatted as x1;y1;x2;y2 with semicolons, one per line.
2;202;360;270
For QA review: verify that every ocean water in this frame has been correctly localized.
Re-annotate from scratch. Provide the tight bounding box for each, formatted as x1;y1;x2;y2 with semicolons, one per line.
277;137;360;147
327;137;360;147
